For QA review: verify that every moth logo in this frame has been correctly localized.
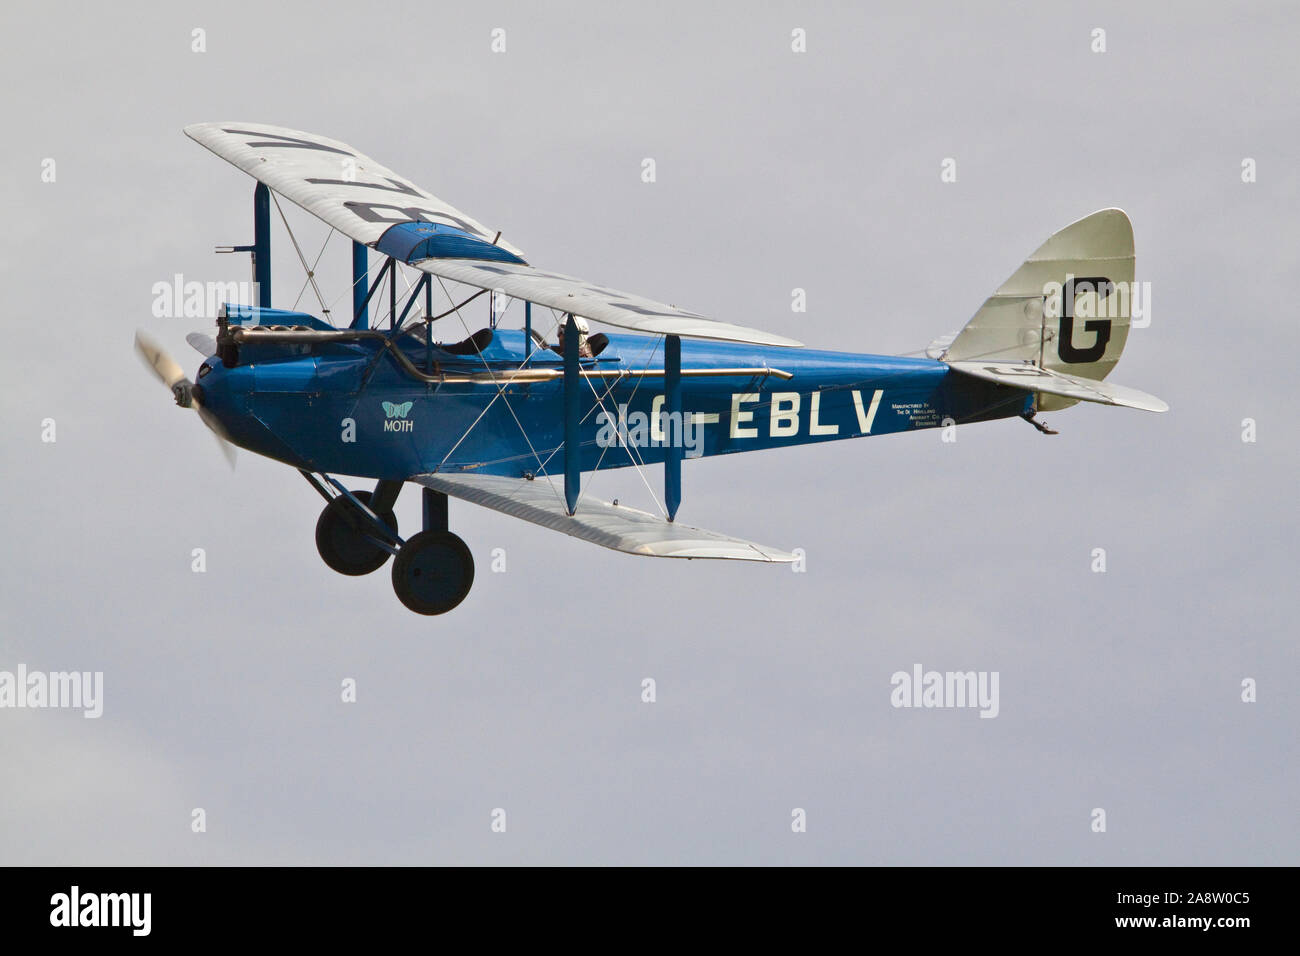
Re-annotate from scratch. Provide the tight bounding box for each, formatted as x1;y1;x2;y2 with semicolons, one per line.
382;401;413;432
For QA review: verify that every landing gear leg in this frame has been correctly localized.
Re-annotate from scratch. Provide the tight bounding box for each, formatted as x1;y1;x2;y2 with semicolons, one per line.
390;488;475;615
304;472;403;576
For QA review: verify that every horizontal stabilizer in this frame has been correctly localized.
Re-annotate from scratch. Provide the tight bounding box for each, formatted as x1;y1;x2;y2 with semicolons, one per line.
948;361;1168;412
413;473;795;562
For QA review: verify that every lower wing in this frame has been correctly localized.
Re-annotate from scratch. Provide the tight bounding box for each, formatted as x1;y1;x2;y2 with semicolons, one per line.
412;473;794;562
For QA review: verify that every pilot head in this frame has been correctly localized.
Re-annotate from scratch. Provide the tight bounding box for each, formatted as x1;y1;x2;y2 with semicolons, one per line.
558;316;590;351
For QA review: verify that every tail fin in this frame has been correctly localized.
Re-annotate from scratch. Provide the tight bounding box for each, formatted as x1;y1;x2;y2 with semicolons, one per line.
941;208;1163;412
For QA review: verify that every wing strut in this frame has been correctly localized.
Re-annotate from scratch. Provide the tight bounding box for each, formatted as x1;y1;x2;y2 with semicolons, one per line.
665;334;682;521
564;313;580;514
352;241;368;329
254;183;271;307
350;258;394;329
214;183;273;307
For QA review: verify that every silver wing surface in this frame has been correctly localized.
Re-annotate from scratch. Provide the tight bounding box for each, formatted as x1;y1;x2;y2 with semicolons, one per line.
413;473;795;562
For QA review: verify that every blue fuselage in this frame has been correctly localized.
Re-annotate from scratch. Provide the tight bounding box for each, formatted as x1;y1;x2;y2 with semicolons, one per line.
195;327;1032;480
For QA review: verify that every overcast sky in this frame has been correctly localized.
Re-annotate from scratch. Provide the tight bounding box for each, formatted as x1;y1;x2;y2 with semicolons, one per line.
0;1;1295;865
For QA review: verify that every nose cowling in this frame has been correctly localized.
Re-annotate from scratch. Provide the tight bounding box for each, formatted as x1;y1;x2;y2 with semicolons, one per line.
192;361;313;469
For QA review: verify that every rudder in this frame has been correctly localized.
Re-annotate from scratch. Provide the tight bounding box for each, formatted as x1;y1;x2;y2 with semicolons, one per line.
941;208;1136;411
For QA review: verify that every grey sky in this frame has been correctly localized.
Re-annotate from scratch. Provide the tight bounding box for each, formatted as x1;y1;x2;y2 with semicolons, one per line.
0;1;1295;864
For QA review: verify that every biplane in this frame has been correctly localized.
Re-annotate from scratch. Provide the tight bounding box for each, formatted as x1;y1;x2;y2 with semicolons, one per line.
136;123;1167;614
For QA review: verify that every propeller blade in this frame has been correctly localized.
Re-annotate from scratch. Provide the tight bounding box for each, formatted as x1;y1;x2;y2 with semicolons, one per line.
186;331;218;356
136;329;236;469
134;330;189;390
196;406;238;469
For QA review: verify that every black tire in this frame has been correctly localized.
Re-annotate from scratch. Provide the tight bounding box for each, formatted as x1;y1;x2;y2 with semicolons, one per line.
390;530;475;615
315;491;398;576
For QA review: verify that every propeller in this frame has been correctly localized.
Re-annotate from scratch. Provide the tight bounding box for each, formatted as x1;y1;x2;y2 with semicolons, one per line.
134;330;236;468
186;330;218;357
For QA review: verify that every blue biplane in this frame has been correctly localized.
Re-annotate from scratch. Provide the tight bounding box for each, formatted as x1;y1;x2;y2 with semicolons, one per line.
136;123;1166;614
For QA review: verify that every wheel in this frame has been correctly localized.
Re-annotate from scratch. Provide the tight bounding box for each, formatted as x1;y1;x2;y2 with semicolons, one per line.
315;490;398;576
391;530;475;615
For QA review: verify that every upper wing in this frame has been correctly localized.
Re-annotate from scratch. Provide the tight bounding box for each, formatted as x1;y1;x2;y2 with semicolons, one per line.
185;122;801;348
410;258;802;347
948;361;1168;412
184;122;524;256
414;473;795;562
